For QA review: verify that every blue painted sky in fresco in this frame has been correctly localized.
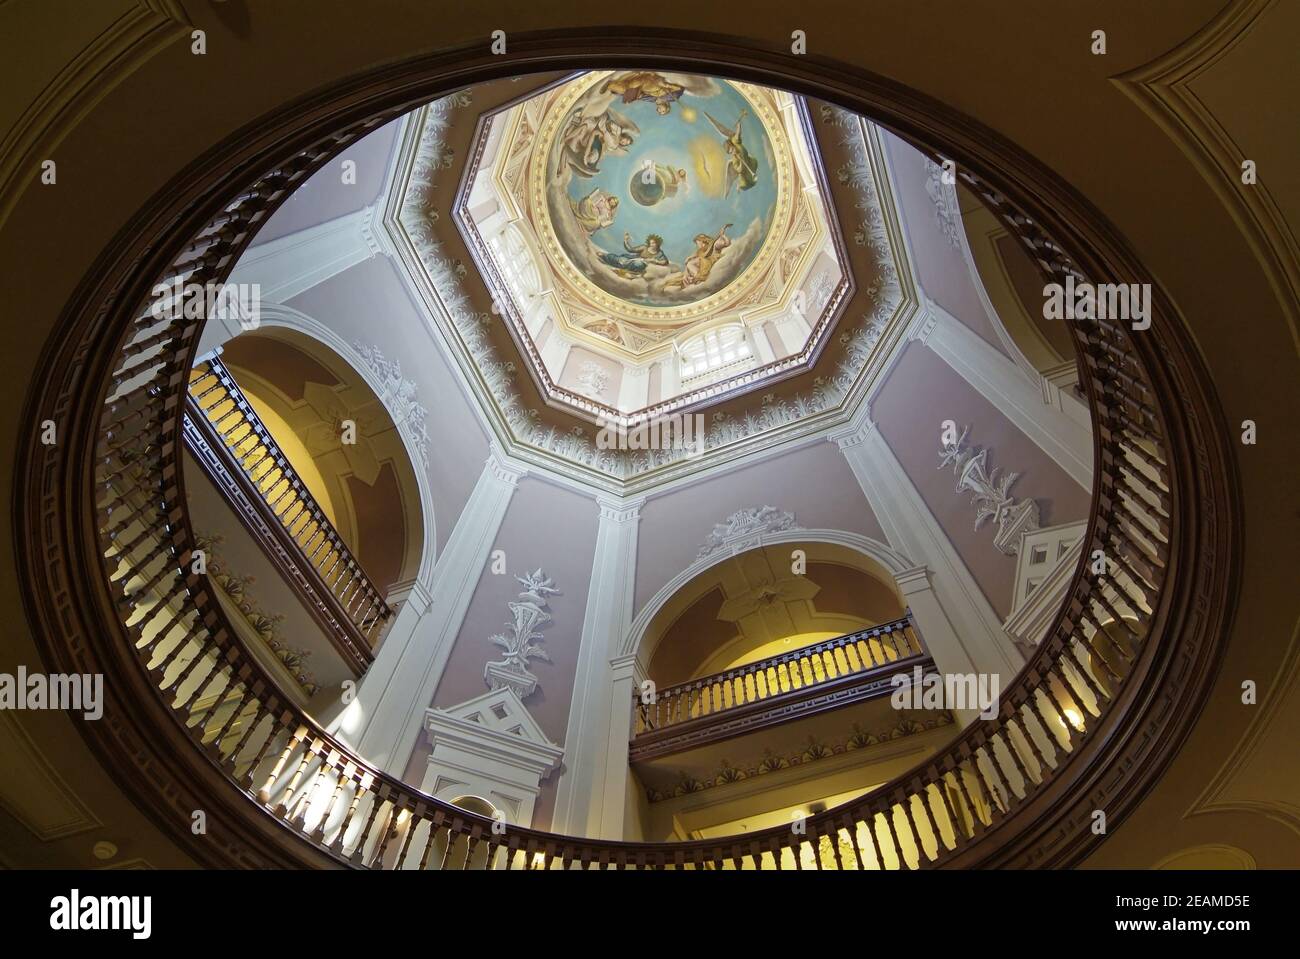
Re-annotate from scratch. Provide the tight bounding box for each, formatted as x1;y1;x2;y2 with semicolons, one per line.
562;79;778;272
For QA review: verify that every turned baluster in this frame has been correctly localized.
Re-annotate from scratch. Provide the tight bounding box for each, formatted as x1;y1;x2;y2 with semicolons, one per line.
257;726;305;803
275;740;319;817
331;780;370;854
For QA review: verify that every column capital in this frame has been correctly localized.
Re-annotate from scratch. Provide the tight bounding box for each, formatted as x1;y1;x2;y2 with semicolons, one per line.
608;653;645;685
386;577;432;615
894;564;934;596
908;302;939;345
829;415;877;450
486;446;527;486
596;494;644;524
360;203;396;260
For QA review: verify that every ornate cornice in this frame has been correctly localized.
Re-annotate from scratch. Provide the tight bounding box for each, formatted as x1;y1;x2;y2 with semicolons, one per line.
383;97;914;495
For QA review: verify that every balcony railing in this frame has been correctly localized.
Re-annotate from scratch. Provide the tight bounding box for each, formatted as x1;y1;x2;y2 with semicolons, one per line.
631;615;929;761
19;62;1236;870
182;354;390;674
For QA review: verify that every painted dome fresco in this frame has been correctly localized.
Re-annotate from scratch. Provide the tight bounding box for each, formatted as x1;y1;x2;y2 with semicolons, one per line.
539;72;784;312
437;69;885;446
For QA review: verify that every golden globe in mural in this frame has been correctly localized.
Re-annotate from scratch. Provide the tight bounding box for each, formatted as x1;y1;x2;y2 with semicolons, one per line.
541;71;784;310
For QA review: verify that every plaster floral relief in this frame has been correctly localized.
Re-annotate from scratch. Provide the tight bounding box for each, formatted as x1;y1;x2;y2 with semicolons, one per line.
697;505;802;559
484;569;559;700
194;532;320;696
924;158;963;249
352;342;431;467
938;425;1041;555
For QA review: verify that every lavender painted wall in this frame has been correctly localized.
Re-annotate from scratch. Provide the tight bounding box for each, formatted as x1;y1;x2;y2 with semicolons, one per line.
286;255;489;555
424;476;601;829
872;341;1092;617
883;132;1008;356
427;476;599;743
633;441;888;612
252;119;401;245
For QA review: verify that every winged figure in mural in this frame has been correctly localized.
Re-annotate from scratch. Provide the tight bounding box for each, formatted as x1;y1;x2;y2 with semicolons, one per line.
556;106;639;180
703;109;759;196
583;71;720;117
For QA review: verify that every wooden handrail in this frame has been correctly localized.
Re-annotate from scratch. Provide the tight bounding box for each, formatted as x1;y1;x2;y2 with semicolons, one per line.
78;128;1176;868
15;49;1236;871
181;355;390;673
633;614;924;736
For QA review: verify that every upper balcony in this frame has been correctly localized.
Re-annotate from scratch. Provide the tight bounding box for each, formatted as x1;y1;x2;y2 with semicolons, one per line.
629;614;952;806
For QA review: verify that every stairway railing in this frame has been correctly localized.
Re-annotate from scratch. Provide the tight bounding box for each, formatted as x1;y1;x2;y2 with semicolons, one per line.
19;52;1236;871
182;355;389;673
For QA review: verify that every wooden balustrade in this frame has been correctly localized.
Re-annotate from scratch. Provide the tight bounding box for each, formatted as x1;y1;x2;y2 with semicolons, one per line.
83;134;1174;865
633;614;925;737
19;55;1233;870
181;355;390;673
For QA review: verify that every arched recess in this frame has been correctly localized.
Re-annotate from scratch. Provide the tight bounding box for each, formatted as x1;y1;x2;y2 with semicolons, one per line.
419;795;500;870
220;301;440;593
623;529;918;669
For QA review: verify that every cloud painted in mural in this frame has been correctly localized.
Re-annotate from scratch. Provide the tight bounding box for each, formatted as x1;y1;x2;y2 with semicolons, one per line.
544;72;780;310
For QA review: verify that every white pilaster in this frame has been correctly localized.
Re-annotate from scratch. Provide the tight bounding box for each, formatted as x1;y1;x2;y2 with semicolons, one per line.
549;496;642;839
540;334;572;379
659;355;680;399
752;321;777;364
832;419;1022;682
197;206;390;354
895;566;982;727
345;449;525;772
774;311;812;355
617;366;650;411
912;301;1093;489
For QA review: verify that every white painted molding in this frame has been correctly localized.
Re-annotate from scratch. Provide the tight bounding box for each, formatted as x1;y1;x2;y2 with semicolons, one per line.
1003;522;1087;647
422;686;563;831
620;527;917;662
385;577;431;615
230;207;378;307
347;448;525;773
550;494;642;839
923;300;1092;489
831;419;1023;680
359;203;396;259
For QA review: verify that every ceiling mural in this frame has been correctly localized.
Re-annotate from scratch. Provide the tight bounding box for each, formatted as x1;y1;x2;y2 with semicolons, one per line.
459;69;844;392
391;85;913;493
542;72;784;312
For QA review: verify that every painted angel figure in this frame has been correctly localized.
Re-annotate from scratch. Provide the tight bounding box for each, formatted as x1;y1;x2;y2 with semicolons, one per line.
704;109;760;196
556;106;639;180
